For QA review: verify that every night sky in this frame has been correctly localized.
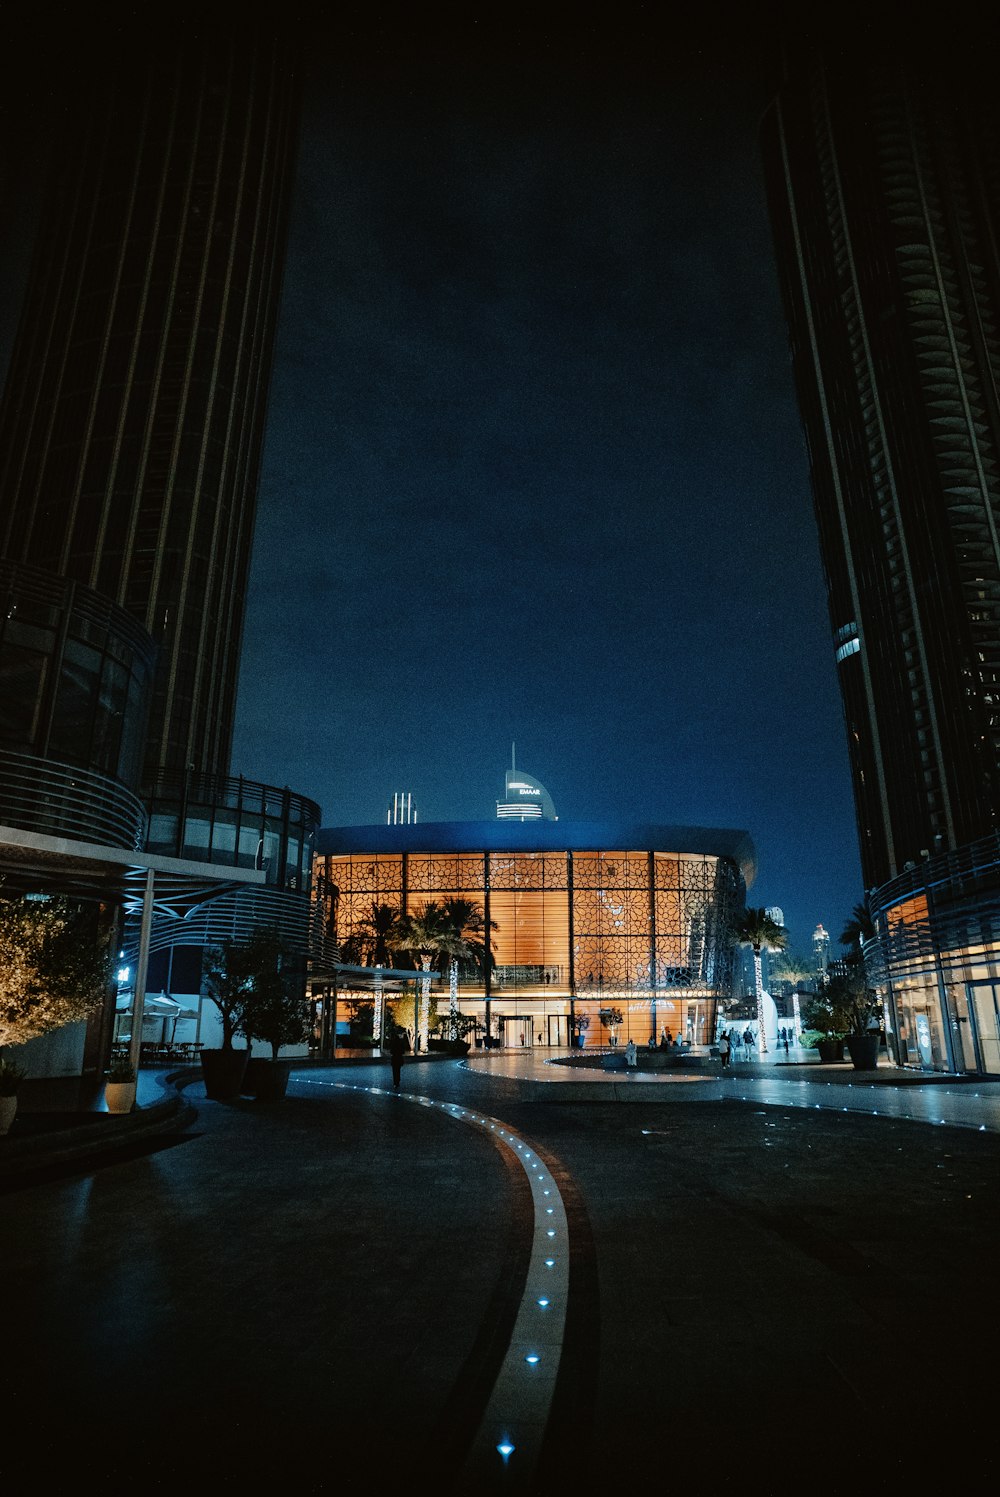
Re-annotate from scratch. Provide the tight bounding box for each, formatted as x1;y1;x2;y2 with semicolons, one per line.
230;8;861;951
0;6;863;954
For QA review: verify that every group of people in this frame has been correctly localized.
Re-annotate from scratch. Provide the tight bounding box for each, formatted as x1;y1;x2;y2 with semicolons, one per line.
717;1025;757;1066
624;1029;691;1068
716;1024;797;1067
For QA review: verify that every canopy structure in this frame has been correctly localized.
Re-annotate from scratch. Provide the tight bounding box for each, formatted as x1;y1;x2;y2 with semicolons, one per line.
0;820;266;1075
333;963;438;988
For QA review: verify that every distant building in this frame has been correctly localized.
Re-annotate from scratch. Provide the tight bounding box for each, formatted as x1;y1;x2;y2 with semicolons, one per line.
387;793;417;825
496;765;558;821
812;924;830;977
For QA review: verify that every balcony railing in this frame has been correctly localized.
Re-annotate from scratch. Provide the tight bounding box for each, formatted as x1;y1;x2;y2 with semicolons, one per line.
0;749;147;850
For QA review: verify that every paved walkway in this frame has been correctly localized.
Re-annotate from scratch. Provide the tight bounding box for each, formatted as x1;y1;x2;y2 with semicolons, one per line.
455;1046;1000;1131
3;1050;998;1493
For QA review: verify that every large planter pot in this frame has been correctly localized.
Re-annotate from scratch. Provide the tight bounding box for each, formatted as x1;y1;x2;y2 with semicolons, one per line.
200;1047;249;1100
104;1080;137;1114
0;1094;17;1135
817;1038;845;1064
244;1057;291;1101
846;1033;880;1070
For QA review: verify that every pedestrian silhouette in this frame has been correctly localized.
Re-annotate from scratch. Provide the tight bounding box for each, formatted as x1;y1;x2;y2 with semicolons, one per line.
388;1028;406;1089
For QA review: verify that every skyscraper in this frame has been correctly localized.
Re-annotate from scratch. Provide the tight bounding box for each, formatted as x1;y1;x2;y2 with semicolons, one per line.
761;17;1000;1072
761;21;1000;892
0;18;299;785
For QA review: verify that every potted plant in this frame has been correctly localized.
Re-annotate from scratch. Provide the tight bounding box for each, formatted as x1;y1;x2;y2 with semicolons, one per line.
836;904;881;1070
0;1056;26;1136
200;942;253;1099
598;1006;623;1047
843;986;882;1070
236;931;309;1101
802;995;846;1063
571;1013;591;1049
104;1053;137;1114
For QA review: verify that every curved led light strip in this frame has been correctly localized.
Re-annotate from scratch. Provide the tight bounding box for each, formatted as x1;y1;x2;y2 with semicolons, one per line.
298;1077;570;1487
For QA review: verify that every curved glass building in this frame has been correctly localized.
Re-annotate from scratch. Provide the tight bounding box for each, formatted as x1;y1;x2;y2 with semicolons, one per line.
314;820;754;1047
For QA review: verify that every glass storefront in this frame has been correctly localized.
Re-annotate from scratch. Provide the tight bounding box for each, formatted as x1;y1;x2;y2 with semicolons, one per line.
871;836;1000;1075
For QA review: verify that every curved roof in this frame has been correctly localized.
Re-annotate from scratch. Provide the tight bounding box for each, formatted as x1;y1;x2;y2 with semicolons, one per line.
316;819;756;887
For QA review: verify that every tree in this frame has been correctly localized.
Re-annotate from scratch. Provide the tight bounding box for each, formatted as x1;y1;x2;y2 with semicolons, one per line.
732;907;787;1055
203;941;257;1050
399;903;449;1051
804;963;878;1039
437;896;497;1038
235;929;309;1060
839;901;875;954
767;950;815;989
340;901;404;967
0;895;112;1049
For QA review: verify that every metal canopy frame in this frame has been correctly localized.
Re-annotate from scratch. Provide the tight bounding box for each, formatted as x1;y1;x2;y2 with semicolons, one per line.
0;821;267;1076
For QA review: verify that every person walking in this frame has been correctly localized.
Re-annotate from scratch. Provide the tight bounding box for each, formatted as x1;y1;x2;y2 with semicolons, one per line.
718;1030;730;1068
625;1038;637;1069
388;1027;406;1090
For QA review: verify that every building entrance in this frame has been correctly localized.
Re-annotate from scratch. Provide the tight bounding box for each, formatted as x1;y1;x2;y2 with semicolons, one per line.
547;1013;569;1047
502;1016;533;1048
966;981;1000;1075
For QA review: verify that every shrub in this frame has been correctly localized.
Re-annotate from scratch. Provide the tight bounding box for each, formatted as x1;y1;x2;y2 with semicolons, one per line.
0;896;112;1047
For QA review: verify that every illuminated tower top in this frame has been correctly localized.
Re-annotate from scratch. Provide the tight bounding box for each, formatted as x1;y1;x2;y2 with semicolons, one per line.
496;745;558;821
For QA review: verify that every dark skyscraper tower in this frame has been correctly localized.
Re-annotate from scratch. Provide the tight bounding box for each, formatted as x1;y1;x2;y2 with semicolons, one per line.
760;22;1000;893
0;20;298;785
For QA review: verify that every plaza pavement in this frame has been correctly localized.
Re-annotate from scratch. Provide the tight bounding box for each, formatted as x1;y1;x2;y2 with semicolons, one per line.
3;1048;999;1494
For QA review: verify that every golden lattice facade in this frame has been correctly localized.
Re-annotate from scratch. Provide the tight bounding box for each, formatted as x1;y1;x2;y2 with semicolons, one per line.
312;822;754;1048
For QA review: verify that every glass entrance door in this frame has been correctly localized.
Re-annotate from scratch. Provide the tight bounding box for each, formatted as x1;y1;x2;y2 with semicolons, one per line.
503;1016;532;1048
967;981;1000;1076
547;1013;569;1047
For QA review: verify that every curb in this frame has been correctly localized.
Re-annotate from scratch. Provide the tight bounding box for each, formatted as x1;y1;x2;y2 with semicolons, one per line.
0;1084;196;1185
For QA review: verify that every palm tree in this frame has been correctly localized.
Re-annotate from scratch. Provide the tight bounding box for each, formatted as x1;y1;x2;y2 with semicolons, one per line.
839;901;875;954
399;902;449;1052
733;907;787;1055
438;896;497;1038
342;901;404;968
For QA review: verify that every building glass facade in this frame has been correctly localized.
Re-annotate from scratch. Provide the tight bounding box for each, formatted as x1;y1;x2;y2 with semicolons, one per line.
315;822;752;1047
0;560;154;792
0;19;299;785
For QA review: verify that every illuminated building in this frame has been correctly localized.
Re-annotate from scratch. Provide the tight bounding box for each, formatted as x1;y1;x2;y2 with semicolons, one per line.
761;21;1000;1072
496;762;558;821
313;819;754;1048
